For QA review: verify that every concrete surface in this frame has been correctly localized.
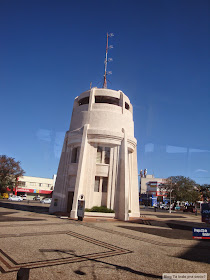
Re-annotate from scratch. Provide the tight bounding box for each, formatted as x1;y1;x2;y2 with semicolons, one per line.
0;202;210;280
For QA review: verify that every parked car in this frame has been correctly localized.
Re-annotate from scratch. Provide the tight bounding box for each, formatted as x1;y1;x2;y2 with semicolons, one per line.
33;196;41;201
8;195;23;202
21;195;27;200
160;204;172;210
40;198;52;204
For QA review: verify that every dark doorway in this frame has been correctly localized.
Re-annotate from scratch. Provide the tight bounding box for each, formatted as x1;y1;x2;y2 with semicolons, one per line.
157;196;163;204
67;192;74;212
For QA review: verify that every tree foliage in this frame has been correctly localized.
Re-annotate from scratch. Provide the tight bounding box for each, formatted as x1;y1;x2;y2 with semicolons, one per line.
159;176;200;203
197;184;210;202
0;155;25;193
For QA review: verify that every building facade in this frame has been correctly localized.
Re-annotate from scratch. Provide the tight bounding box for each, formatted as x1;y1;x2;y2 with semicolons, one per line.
15;175;56;200
140;175;168;206
49;87;140;220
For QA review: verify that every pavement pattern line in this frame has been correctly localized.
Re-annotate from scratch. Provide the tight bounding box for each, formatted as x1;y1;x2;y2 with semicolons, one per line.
0;221;72;228
0;229;132;274
1;219;209;250
73;221;210;249
0;230;70;238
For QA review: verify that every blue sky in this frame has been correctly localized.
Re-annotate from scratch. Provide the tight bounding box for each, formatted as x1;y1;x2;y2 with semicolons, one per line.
0;0;209;185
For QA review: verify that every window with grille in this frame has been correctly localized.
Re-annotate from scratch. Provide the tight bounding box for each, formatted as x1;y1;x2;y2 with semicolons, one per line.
94;176;100;192
71;147;80;163
96;147;103;163
102;177;108;192
104;147;110;164
96;146;110;164
94;177;108;192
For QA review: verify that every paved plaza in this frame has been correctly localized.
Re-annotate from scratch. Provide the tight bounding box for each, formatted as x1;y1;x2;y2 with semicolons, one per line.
0;203;209;280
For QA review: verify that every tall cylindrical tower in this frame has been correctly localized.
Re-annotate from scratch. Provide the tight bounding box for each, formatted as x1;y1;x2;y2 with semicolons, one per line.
49;87;140;220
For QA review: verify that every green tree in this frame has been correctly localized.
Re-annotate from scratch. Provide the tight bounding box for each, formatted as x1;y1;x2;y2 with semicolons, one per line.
160;176;199;204
0;155;25;194
197;184;210;202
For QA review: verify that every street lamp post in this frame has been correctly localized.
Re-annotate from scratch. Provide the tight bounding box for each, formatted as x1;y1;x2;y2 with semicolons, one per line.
169;187;172;213
169;179;172;213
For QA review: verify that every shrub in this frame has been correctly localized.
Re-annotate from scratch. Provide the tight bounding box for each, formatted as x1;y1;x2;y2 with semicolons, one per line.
85;206;114;213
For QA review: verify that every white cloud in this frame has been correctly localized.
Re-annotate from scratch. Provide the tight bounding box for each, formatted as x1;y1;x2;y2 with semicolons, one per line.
189;148;210;153
195;169;208;173
166;145;187;153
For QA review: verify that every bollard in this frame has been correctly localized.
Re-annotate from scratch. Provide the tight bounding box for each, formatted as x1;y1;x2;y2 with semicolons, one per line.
17;268;30;280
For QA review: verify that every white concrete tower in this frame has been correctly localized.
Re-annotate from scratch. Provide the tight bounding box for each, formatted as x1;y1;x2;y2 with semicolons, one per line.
49;87;140;220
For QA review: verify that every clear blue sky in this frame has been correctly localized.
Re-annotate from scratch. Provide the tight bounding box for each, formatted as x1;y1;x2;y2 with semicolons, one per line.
0;0;209;185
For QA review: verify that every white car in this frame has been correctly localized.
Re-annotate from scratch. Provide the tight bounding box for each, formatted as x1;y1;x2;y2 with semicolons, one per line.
160;204;172;210
160;204;168;209
8;195;23;202
40;198;52;204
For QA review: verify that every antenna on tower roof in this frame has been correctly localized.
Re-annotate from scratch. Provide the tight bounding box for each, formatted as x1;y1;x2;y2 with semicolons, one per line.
103;32;114;89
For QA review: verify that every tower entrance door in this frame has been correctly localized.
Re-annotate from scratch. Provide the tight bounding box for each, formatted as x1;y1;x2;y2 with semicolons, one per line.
67;192;74;212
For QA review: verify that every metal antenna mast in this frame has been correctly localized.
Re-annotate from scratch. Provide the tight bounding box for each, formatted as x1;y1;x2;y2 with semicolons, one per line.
103;32;114;89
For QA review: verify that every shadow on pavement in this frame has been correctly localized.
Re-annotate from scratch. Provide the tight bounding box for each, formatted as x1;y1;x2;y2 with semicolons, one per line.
178;241;210;264
17;267;30;280
0;201;49;214
118;225;193;240
141;212;187;219
118;220;210;242
153;215;186;219
0;211;45;222
166;222;192;231
39;249;162;279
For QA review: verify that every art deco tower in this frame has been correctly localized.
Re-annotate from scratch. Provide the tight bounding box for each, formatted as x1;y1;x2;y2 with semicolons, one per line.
49;87;140;220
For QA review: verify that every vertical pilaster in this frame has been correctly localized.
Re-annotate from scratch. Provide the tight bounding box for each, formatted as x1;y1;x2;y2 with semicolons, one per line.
111;146;118;209
115;129;129;221
119;91;124;114
61;143;71;211
130;146;140;217
128;151;132;212
70;124;89;218
88;88;95;111
106;147;114;208
85;143;96;209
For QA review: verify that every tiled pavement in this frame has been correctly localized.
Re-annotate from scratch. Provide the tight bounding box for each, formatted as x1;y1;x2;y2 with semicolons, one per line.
0;205;209;280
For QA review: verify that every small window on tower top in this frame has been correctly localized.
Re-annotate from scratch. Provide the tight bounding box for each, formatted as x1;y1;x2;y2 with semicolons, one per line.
125;102;130;110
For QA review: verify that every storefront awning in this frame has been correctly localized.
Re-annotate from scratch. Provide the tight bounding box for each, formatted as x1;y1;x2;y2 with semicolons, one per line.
16;188;52;194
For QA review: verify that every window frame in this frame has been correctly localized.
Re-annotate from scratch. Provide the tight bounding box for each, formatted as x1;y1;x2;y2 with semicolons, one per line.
94;176;108;193
94;176;100;192
71;147;80;163
96;146;110;165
